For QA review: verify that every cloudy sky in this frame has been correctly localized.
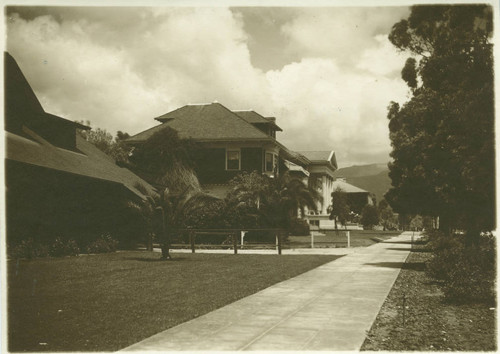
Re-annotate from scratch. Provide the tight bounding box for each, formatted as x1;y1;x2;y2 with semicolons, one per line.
6;5;412;167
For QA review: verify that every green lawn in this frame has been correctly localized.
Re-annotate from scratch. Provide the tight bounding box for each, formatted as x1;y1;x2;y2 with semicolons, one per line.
8;251;340;352
288;230;402;248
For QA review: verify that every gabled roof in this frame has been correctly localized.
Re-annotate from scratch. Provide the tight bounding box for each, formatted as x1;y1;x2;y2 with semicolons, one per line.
4;52;89;133
128;103;274;143
6;127;155;199
233;110;283;131
298;150;338;170
331;179;369;194
5;51;154;200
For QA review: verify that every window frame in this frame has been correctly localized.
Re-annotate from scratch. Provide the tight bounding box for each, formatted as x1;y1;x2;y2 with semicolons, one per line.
226;149;241;171
265;152;275;172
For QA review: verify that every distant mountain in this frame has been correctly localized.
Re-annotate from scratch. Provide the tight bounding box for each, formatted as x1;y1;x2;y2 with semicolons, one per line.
332;163;391;203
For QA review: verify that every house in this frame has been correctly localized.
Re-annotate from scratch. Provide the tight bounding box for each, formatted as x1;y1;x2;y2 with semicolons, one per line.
126;102;311;198
331;177;374;214
4;52;155;246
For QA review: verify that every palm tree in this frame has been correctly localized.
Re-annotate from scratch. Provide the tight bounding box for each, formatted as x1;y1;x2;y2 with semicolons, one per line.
227;171;322;230
278;172;322;219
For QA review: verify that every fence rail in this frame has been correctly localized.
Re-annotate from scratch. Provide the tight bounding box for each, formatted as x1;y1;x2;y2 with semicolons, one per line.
173;229;288;255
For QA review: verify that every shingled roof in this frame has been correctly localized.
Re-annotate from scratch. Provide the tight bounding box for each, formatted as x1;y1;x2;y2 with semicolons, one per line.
6;127;155;199
127;103;274;143
233;110;283;131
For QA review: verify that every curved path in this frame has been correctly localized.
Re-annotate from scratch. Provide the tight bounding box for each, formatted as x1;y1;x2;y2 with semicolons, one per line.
123;231;419;351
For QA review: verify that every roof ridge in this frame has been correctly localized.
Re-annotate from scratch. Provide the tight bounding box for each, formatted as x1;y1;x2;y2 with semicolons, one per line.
213;103;272;140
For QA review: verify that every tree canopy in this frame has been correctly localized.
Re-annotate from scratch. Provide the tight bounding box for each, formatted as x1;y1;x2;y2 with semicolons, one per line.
329;187;350;229
385;5;495;240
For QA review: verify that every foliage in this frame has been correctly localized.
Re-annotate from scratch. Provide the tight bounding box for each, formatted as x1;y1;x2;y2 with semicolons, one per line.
279;172;322;219
9;238;49;259
129;126;198;180
226;171;321;231
386;5;495;242
49;238;80;257
360;205;379;230
76;121;132;164
177;196;228;229
128;128;212;259
409;215;423;231
426;232;495;304
289;217;310;236
86;234;119;254
329;187;350;229
378;199;398;230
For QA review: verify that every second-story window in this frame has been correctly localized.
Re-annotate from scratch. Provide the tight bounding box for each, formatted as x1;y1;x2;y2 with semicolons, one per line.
226;150;240;170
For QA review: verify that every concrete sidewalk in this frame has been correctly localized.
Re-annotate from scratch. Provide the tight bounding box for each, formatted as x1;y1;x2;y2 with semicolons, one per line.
123;231;419;351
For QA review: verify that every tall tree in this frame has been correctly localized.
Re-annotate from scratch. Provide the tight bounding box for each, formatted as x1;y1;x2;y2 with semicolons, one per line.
386;5;495;243
329;187;350;230
378;199;397;231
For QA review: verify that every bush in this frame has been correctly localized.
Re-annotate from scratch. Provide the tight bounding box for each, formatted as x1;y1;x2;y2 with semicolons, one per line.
289;218;310;236
9;238;49;259
50;238;80;257
86;234;119;254
361;205;379;230
426;232;495;304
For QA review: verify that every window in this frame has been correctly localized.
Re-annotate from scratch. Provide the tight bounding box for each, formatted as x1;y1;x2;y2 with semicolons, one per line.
265;152;274;172
226;150;240;170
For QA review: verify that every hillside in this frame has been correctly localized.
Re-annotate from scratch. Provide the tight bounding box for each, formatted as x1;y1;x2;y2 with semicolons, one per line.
332;163;392;203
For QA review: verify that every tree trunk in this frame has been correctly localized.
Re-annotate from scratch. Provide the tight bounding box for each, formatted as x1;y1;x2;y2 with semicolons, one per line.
157;207;171;260
147;233;153;251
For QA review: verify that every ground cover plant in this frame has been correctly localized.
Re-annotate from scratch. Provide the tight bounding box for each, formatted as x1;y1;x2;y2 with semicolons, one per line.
8;251;340;352
361;242;496;351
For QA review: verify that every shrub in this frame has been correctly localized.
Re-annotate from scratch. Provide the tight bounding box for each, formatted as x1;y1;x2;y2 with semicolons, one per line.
86;234;119;254
426;232;496;304
289;218;310;236
10;238;49;259
361;205;379;230
50;238;80;257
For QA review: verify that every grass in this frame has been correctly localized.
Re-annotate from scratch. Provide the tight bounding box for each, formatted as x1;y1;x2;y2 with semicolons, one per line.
8;251;340;352
361;243;496;351
288;230;401;248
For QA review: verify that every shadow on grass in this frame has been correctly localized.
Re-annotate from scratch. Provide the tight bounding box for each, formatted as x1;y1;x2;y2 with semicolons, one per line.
365;262;427;271
382;241;413;245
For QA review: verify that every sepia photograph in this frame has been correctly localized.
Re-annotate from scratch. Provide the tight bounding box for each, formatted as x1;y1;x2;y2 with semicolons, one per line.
2;0;497;352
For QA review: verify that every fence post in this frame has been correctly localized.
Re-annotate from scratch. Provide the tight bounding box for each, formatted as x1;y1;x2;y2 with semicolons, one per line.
347;231;350;248
277;232;282;255
190;231;195;254
241;231;247;249
311;232;314;249
233;232;238;254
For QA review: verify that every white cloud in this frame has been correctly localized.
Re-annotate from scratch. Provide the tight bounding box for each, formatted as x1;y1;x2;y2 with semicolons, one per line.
266;58;408;166
6;6;410;166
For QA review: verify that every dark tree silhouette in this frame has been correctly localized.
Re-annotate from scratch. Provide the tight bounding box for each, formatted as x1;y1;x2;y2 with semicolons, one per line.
385;5;495;244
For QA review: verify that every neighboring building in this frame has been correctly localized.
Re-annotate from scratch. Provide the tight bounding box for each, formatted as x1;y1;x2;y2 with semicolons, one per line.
126;102;311;198
331;177;374;214
296;151;338;229
5;52;155;245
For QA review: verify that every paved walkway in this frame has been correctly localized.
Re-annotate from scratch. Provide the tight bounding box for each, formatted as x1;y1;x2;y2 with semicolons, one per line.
123;231;419;351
